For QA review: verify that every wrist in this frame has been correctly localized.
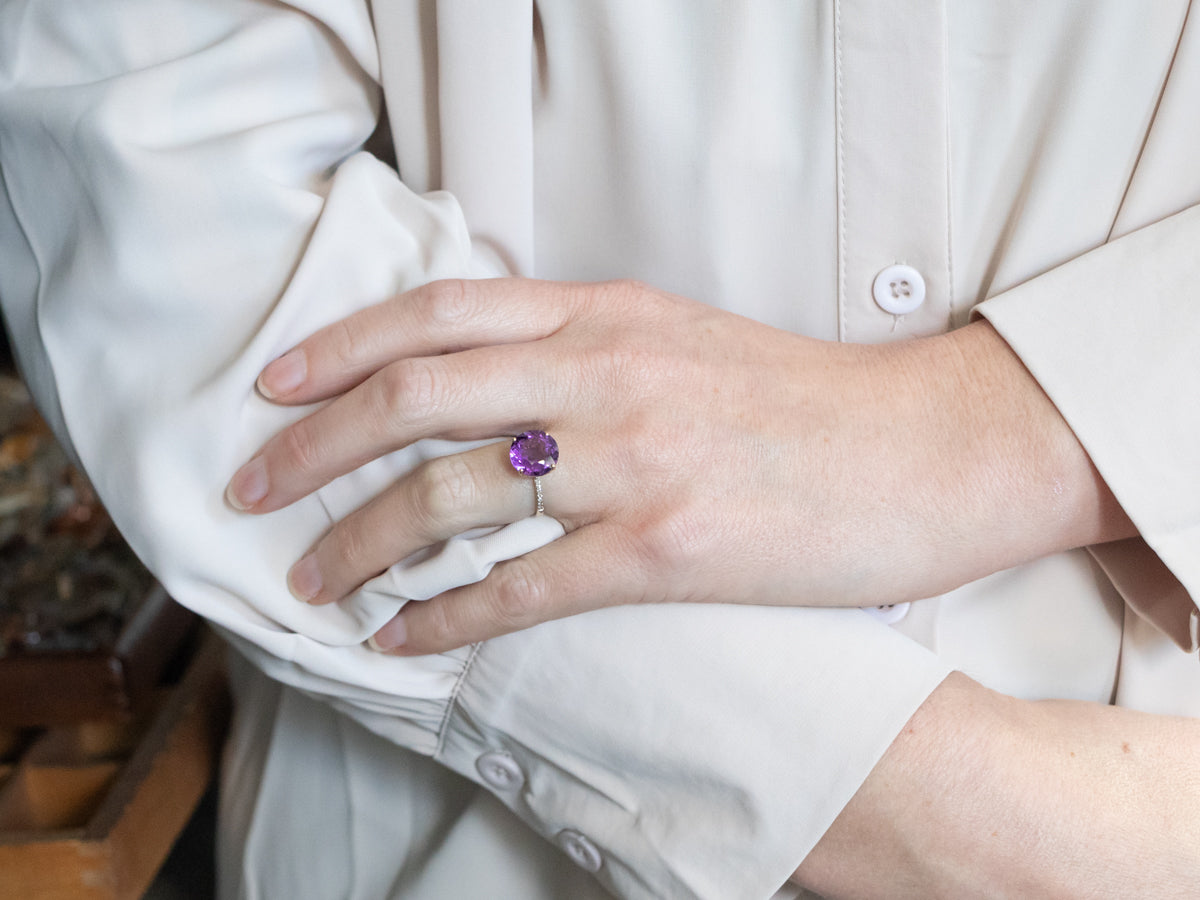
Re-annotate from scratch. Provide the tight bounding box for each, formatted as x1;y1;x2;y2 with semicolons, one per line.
895;321;1134;580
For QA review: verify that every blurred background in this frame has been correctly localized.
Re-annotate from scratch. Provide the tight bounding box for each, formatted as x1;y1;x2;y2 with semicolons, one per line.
0;326;220;900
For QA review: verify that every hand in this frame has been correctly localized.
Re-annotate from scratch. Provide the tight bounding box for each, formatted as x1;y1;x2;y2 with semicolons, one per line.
226;278;1131;653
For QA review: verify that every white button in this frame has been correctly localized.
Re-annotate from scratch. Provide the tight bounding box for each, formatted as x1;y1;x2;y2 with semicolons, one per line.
557;829;603;873
865;602;910;625
475;752;525;791
872;264;925;315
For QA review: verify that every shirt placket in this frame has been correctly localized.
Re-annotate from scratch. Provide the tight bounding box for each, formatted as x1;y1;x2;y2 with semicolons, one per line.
835;0;954;343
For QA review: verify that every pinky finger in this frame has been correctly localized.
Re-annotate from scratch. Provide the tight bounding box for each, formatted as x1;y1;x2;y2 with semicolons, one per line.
368;522;648;655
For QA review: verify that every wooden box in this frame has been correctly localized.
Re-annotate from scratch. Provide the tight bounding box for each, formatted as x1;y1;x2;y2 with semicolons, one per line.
0;633;228;899
0;585;197;728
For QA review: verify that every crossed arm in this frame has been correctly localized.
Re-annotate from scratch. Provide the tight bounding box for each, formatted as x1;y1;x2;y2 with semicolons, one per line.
5;0;1197;890
797;671;1200;898
224;276;1200;896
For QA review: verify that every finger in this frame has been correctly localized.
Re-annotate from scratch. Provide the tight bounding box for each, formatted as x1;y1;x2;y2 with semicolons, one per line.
228;342;569;513
289;441;544;604
368;522;648;654
257;278;587;404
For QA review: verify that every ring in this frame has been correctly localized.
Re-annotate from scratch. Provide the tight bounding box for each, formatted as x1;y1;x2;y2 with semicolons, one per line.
509;430;558;517
533;475;545;517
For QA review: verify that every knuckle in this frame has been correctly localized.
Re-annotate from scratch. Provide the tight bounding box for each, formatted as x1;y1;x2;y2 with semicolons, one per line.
401;595;461;653
328;517;372;572
419;599;457;648
380;358;440;423
486;563;549;629
636;508;704;574
330;316;372;371
607;277;648;297
278;420;323;472
599;278;656;315
411;455;479;527
423;279;476;329
602;279;679;334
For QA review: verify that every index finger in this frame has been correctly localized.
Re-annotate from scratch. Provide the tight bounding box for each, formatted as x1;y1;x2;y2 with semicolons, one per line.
256;278;585;404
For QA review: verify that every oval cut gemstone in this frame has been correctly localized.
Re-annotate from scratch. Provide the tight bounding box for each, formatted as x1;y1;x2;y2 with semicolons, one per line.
509;430;559;476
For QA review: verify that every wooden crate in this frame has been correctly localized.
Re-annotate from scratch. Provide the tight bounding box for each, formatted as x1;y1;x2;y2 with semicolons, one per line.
0;633;229;899
0;586;197;728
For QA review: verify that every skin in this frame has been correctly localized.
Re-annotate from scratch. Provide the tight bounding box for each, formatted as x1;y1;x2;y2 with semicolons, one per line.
227;277;1132;651
226;277;1197;895
795;671;1200;898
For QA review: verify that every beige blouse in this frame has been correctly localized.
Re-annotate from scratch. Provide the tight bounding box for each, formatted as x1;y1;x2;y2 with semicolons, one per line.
1;1;1198;897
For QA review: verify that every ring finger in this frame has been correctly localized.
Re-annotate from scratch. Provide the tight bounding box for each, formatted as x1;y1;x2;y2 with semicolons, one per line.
289;439;567;605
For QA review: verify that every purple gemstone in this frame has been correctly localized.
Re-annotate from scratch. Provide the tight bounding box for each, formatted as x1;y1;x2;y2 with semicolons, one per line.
509;430;559;476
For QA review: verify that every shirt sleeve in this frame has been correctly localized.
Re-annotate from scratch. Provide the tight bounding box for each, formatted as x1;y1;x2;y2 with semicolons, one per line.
974;203;1200;650
0;0;571;652
0;2;952;896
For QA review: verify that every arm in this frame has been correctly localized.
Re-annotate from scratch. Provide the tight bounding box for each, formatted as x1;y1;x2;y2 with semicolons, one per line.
795;671;1200;899
0;0;494;654
229;268;1197;896
796;200;1200;896
0;5;956;896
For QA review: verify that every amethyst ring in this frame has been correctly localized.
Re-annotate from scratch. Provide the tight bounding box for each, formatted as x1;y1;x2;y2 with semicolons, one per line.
509;430;559;517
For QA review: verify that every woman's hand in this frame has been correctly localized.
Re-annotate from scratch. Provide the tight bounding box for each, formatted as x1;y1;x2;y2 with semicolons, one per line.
226;278;1131;653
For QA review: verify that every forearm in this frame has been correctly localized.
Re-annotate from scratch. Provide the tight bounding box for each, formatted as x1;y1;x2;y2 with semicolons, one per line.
869;319;1135;598
794;671;1200;898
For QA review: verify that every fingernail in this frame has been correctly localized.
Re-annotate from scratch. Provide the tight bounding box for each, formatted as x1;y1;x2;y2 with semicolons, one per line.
288;555;323;602
367;617;407;653
258;349;307;399
226;458;268;510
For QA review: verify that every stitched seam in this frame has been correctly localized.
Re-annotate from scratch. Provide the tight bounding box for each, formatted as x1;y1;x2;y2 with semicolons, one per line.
333;711;360;897
941;0;957;325
434;640;483;758
834;0;848;342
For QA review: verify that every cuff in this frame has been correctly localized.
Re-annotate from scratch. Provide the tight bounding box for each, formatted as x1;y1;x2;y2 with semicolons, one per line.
974;204;1200;647
436;603;950;899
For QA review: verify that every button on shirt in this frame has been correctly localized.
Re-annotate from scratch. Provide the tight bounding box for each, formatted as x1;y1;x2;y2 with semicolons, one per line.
872;265;927;316
558;830;604;873
475;751;526;792
2;2;1199;899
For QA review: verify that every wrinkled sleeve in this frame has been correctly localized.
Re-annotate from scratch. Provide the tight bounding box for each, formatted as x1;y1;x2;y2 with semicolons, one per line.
0;2;952;896
0;0;566;652
975;202;1200;650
